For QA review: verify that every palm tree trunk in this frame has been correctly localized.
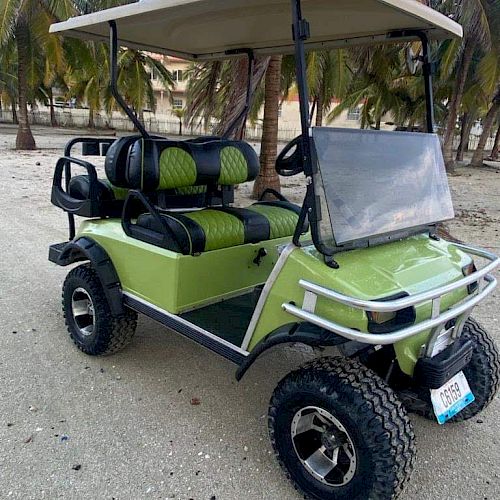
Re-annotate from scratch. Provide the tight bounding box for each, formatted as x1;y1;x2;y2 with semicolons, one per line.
10;96;18;124
315;89;324;127
48;89;58;127
442;43;474;173
15;21;36;150
88;107;95;128
487;123;500;160
456;113;473;162
310;97;317;123
252;55;282;199
469;93;500;167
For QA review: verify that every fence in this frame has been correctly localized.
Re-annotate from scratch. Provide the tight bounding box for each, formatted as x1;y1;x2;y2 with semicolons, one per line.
0;107;494;150
0;107;302;143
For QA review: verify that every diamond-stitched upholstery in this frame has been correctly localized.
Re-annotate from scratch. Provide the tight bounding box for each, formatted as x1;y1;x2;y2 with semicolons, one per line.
219;146;249;185
184;210;245;251
158;147;197;189
135;202;301;254
247;204;299;239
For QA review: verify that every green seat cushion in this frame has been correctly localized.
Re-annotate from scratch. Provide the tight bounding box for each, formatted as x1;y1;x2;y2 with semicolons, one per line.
247;204;299;239
135;201;302;255
183;209;245;251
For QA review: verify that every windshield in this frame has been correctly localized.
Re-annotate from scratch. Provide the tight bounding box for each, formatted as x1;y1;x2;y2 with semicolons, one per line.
311;127;454;248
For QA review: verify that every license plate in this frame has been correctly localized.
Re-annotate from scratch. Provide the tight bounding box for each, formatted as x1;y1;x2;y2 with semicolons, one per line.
430;371;475;424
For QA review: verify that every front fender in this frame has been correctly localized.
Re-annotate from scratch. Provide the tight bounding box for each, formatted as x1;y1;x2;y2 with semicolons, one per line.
236;322;346;380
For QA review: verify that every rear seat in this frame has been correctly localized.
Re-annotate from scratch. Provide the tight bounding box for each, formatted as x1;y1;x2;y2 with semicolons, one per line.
136;202;300;254
119;137;303;254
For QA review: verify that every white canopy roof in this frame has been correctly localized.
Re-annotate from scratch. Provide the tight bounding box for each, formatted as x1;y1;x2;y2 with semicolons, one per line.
50;0;462;60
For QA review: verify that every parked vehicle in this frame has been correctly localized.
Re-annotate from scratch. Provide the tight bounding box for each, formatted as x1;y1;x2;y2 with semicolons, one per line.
49;1;499;498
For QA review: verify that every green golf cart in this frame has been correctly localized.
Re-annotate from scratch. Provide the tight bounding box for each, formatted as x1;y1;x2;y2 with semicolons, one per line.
48;1;499;498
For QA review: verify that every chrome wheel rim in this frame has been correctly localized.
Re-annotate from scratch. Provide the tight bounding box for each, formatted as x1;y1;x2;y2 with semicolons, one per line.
71;287;95;337
291;406;357;487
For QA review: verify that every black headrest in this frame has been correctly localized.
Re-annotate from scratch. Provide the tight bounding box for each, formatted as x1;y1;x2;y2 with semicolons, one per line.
104;135;143;188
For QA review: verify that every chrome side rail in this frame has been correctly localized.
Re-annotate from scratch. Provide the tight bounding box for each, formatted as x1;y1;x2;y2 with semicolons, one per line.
282;243;499;346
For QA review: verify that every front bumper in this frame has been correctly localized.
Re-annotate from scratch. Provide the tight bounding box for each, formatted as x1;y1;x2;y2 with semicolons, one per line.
282;242;499;348
412;335;474;389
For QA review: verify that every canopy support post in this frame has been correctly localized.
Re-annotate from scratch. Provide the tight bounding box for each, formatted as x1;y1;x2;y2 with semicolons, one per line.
109;20;149;138
291;0;311;157
290;0;337;264
417;31;435;134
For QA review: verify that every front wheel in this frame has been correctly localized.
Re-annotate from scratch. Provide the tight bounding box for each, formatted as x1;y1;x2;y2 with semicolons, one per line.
269;357;416;500
407;318;500;422
62;264;137;355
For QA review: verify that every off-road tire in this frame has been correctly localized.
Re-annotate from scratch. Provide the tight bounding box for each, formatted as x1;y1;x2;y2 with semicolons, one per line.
269;357;416;500
62;264;137;355
407;318;500;422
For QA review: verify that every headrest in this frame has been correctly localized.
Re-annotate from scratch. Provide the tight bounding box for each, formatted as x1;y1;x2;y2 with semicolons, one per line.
104;135;143;187
120;138;259;191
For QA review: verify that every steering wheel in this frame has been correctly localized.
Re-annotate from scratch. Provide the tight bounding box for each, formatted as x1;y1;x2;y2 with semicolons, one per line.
276;136;304;176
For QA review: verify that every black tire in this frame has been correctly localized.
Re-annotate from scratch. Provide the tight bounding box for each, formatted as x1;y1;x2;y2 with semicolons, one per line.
269;357;416;500
408;318;500;422
62;264;137;356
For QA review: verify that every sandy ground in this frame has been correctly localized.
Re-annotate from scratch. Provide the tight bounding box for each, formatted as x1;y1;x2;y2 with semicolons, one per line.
0;124;499;500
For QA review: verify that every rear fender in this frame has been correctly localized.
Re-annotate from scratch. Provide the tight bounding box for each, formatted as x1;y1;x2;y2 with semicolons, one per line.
50;237;124;315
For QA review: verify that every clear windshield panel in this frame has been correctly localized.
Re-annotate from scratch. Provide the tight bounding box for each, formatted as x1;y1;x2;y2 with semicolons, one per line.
311;127;454;247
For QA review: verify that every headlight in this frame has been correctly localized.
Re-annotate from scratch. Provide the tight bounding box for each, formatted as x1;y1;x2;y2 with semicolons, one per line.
367;311;397;324
366;293;416;333
462;261;478;294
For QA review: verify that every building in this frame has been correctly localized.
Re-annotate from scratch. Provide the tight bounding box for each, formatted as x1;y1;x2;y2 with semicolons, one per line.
151;55;189;115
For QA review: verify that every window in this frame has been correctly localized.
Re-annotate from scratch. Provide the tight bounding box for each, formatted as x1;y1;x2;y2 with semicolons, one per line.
347;107;361;121
278;103;283;118
150;68;160;81
173;70;184;82
172;99;183;110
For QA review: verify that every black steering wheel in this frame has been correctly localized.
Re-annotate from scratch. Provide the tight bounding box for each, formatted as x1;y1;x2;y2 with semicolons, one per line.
276;136;304;176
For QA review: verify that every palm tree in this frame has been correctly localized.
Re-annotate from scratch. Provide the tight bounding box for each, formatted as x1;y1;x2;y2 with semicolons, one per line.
469;86;500;167
0;39;18;123
172;107;186;136
487;122;500;160
252;55;282;199
439;0;495;172
116;49;174;123
64;39;110;128
0;0;76;149
307;50;350;126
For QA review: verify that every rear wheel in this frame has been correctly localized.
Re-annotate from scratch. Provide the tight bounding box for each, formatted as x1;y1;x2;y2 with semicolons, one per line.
269;357;416;500
62;264;137;355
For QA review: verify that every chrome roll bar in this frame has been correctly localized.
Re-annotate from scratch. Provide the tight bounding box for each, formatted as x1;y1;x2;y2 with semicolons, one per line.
282;243;499;346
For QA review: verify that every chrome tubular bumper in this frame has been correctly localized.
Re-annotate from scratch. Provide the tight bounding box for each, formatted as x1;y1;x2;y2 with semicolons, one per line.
282;243;499;347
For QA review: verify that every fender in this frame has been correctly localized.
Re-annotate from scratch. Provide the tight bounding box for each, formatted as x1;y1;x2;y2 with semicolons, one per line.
236;323;347;380
48;237;124;315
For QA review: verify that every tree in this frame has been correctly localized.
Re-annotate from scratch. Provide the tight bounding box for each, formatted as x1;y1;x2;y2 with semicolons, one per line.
469;87;500;167
0;0;75;149
252;56;282;199
487;123;500;160
117;49;174;123
0;39;18;123
439;0;495;172
172;107;186;136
